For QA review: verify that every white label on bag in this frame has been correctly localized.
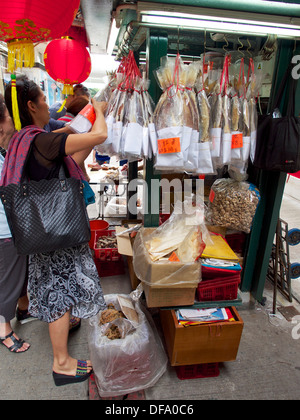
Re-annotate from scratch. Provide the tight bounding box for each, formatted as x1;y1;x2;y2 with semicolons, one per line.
197;142;214;174
124;122;143;156
112;121;123;154
242;136;251;162
250;130;257;163
210;127;221;157
222;132;232;164
148;122;158;155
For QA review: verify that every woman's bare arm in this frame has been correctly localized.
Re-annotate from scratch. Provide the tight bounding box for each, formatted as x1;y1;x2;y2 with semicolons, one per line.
64;100;108;156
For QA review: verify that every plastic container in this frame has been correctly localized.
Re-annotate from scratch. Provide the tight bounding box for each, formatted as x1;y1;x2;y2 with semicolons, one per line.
197;277;240;301
94;258;125;278
94;229;122;262
175;363;220;380
69;104;96;134
89;220;110;249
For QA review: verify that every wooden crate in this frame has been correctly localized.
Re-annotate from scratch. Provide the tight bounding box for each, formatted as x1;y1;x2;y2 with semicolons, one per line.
159;306;244;366
143;283;196;308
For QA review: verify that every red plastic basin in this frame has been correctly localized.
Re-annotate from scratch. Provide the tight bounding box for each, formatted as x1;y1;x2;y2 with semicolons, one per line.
89;220;109;248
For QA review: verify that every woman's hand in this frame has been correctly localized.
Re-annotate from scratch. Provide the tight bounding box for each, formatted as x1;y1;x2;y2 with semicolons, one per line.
91;99;107;115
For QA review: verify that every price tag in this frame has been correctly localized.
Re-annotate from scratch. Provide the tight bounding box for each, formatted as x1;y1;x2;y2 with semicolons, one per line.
169;252;180;262
231;133;243;149
209;189;215;203
158;137;181;154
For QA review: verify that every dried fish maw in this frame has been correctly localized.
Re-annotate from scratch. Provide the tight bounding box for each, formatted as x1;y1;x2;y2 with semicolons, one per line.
199;92;210;142
176;227;203;263
222;95;231;134
231;95;240;131
243;98;250;136
182;91;194;128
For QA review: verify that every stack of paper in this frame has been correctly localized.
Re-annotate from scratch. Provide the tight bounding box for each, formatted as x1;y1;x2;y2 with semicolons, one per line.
202;258;242;271
176;307;235;326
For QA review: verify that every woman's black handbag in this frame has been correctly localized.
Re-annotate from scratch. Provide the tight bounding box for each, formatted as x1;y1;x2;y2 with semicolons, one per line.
0;154;91;255
253;62;300;173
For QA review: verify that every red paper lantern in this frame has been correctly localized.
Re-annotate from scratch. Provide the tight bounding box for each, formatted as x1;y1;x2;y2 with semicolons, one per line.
44;37;91;95
0;0;80;72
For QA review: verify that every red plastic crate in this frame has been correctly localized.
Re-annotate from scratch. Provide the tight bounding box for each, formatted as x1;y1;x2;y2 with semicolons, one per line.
176;363;220;380
94;230;122;262
197;277;240;301
94;258;125;278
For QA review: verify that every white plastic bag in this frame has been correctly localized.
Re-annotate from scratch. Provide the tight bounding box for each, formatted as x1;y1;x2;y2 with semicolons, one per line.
88;290;167;397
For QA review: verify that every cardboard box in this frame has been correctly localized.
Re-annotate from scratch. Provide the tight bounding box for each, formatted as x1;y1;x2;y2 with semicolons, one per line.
132;228;201;287
116;226;200;307
159;306;244;366
143;283;196;308
115;226;140;290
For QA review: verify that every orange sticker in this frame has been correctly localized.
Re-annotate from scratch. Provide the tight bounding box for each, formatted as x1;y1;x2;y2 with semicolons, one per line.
231;133;243;149
209;189;215;203
79;104;96;124
169;252;180;262
158;137;181;154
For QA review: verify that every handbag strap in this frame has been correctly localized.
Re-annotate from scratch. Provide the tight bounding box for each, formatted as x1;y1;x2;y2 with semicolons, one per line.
21;142;67;183
271;61;296;116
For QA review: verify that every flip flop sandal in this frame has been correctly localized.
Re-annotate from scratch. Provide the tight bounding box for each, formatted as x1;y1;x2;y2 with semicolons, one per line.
0;331;30;353
52;360;93;386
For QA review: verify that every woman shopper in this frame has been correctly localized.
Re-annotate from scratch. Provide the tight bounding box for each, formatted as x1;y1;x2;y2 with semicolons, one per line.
2;77;107;386
0;94;30;353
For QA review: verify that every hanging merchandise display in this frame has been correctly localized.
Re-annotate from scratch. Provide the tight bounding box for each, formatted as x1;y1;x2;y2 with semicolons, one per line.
71;50;157;162
151;51;261;176
153;54;200;172
0;0;80;73
44;36;92;95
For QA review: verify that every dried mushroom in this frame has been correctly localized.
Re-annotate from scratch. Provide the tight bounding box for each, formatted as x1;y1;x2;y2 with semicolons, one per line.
208;178;260;233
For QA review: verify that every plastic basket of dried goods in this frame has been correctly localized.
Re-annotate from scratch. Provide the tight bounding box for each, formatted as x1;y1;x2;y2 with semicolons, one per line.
175;363;220;380
94;259;125;277
94;230;122;261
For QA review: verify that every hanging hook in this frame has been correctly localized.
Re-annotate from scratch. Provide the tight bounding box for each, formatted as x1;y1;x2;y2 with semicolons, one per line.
177;26;180;54
222;35;229;53
246;38;252;57
238;37;244;56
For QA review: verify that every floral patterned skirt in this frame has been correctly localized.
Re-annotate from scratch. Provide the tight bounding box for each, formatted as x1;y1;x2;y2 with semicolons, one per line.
28;243;106;323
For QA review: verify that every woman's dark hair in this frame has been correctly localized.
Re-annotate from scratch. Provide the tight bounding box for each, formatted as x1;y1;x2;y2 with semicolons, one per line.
66;96;89;116
0;93;6;123
5;76;41;128
73;84;90;98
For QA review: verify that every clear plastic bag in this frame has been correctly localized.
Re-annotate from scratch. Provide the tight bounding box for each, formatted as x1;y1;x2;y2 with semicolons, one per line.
88;289;167;397
133;198;210;286
207;178;260;233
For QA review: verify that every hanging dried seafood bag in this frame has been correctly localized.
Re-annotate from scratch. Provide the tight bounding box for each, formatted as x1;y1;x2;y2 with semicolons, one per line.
153;54;185;171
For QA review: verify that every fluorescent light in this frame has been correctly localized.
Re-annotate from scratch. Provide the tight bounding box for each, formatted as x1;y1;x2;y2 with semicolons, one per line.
140;13;300;39
107;18;119;55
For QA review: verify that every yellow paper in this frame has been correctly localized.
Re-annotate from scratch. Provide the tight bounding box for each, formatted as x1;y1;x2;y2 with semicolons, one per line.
201;234;239;261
